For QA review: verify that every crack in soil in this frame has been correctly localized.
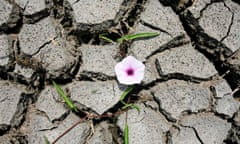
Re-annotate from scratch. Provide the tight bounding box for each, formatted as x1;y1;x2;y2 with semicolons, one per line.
0;0;239;143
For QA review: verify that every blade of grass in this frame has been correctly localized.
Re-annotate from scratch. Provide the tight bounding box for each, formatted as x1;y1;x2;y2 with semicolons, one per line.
124;124;129;144
52;81;78;113
99;34;115;43
122;103;141;113
122;104;132;109
117;32;159;43
120;85;134;101
130;104;141;113
120;85;140;112
43;136;50;144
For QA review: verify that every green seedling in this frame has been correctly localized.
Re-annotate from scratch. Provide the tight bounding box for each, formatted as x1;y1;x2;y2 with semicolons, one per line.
120;85;135;104
43;136;50;144
120;85;142;144
52;81;78;113
99;33;115;43
117;32;159;43
120;85;140;113
124;124;129;144
122;103;140;113
99;32;159;44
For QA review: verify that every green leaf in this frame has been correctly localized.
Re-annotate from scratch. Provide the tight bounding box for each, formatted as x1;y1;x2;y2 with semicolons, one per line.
120;85;141;112
43;136;50;144
130;104;141;113
99;34;115;43
120;85;134;101
124;124;129;144
52;81;78;113
122;103;133;110
122;103;141;113
117;32;159;43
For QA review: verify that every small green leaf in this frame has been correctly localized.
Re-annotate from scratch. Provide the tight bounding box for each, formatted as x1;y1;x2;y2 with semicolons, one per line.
122;104;133;110
117;32;159;43
52;81;78;113
122;103;141;113
120;85;134;101
130;104;141;113
120;85;141;112
124;124;129;144
43;136;50;144
99;34;115;43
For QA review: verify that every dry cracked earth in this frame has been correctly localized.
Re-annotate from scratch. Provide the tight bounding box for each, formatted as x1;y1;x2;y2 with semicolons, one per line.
0;0;240;144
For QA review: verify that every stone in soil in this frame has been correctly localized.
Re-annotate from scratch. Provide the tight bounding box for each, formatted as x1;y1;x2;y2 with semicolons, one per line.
199;2;232;41
171;127;202;144
141;0;185;37
88;121;113;144
15;0;46;15
187;0;211;18
130;0;189;61
18;17;57;56
155;43;217;78
0;81;28;128
36;86;68;122
66;0;123;24
142;58;160;84
19;17;79;78
0;34;10;66
212;79;232;98
67;81;126;115
180;113;231;144
79;44;118;77
215;94;239;117
14;64;35;79
34;37;78;77
188;0;240;52
223;0;240;52
117;104;170;144
28;113;91;144
151;80;211;120
0;0;12;26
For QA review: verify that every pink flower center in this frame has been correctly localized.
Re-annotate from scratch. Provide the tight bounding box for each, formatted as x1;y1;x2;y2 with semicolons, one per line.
126;68;134;76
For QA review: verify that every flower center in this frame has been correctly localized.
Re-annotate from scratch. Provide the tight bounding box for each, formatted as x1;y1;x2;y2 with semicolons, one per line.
126;68;134;76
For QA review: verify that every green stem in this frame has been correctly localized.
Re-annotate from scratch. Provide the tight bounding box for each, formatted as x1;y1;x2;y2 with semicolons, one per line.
124;124;129;144
120;85;134;107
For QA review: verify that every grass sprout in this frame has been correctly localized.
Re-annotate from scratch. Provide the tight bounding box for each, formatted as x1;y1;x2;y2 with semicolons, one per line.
124;124;129;144
122;103;140;113
120;85;135;102
99;33;115;43
43;136;50;144
117;32;159;43
120;85;140;113
99;32;159;43
52;81;78;113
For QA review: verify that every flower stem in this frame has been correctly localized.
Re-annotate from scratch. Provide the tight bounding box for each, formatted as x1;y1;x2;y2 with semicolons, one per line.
120;85;134;103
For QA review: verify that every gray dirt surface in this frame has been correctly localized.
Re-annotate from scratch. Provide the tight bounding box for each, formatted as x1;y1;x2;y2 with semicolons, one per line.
0;0;12;26
0;0;239;144
0;34;10;66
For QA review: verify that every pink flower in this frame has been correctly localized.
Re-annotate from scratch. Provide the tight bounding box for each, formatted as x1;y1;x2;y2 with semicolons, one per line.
115;56;145;85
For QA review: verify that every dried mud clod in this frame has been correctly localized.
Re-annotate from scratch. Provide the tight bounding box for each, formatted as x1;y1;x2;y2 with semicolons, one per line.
0;0;239;143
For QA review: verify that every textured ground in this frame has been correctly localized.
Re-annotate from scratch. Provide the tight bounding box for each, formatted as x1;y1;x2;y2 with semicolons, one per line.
0;0;240;144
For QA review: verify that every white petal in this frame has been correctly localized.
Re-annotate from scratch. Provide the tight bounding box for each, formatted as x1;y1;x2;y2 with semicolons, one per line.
117;75;142;85
114;55;145;85
121;56;136;66
134;67;145;81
